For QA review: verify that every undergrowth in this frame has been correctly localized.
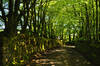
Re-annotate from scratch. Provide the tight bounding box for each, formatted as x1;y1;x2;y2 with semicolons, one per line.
75;41;100;65
2;34;63;65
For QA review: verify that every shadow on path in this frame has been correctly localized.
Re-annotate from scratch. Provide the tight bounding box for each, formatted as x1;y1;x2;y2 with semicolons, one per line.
26;45;94;66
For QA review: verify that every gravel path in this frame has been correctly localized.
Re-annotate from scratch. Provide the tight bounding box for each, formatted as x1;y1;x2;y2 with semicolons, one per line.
26;45;94;66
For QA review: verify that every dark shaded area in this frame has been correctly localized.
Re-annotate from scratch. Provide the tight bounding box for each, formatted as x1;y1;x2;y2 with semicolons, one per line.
0;40;2;65
74;41;100;65
65;41;75;45
0;32;3;65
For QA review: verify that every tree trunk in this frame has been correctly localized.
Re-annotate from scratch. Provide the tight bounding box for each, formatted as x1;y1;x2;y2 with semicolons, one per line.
96;0;99;40
99;1;100;40
33;0;37;33
85;3;90;40
69;30;71;42
5;0;17;36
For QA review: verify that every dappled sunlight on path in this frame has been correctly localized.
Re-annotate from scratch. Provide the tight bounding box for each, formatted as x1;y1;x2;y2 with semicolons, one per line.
26;45;93;66
65;45;76;48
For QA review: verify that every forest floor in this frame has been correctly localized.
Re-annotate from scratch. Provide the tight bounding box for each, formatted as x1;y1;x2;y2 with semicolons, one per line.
26;45;94;66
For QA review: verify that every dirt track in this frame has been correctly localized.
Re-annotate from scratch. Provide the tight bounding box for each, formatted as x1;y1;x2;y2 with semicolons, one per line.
26;45;93;66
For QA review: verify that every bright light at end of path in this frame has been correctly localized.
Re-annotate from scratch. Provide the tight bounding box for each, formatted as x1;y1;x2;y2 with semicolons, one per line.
66;45;76;48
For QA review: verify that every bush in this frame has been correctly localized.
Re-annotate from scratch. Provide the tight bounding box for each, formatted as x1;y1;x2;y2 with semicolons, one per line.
3;34;63;65
75;41;100;65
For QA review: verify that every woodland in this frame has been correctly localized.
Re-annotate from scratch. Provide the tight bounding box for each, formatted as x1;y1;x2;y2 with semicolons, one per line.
0;0;100;65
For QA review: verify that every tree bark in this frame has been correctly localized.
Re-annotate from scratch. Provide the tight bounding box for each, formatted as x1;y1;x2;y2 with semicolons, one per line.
96;0;99;40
